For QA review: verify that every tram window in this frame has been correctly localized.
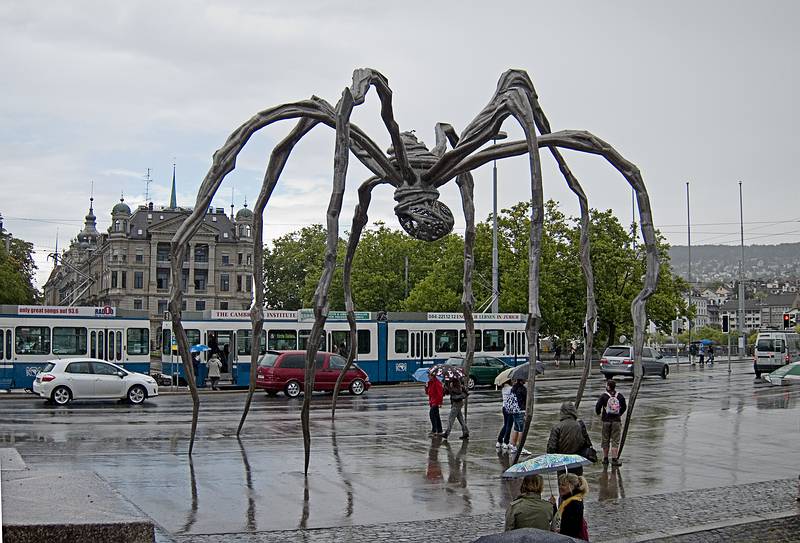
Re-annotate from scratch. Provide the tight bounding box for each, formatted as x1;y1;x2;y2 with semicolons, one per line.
127;328;149;355
357;330;370;354
98;332;105;360
162;330;171;355
237;330;267;355
483;329;505;352
115;331;122;360
0;330;3;358
330;331;349;354
90;331;96;358
186;329;201;347
394;330;409;354
108;332;115;361
459;330;482;352
52;327;87;355
298;330;325;351
435;330;458;353
5;332;11;360
15;327;51;355
268;330;297;350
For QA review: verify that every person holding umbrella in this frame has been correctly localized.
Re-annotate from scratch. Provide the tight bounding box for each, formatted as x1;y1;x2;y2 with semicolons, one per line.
425;368;444;436
551;473;589;539
504;474;554;531
507;378;531;455
495;379;513;450
441;377;469;440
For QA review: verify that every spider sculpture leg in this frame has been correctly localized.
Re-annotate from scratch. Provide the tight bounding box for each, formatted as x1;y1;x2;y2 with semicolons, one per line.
238;118;319;436
332;176;390;420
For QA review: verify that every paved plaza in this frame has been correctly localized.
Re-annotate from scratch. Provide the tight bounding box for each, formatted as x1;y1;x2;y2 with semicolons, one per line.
0;361;798;542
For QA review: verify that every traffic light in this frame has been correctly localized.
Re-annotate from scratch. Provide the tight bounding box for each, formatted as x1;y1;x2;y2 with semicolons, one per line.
722;315;729;333
785;313;792;329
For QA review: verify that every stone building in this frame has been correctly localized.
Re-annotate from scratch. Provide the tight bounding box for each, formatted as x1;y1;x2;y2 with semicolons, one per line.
43;186;255;347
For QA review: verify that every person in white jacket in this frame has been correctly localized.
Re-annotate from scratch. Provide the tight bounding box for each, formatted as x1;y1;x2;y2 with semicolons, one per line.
207;354;222;390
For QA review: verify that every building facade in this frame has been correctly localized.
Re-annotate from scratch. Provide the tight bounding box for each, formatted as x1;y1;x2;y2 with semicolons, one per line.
43;195;256;347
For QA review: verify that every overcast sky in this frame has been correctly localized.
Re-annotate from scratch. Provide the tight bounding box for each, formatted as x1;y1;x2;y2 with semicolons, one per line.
2;1;798;288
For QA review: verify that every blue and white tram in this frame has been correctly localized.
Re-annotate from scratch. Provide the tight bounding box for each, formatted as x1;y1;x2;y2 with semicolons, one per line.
0;305;152;390
161;310;528;385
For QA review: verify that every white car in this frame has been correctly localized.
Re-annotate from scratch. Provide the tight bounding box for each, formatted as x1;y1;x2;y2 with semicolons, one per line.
32;358;158;405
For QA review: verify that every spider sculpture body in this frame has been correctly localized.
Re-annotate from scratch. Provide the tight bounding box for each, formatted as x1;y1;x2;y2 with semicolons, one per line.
168;69;659;472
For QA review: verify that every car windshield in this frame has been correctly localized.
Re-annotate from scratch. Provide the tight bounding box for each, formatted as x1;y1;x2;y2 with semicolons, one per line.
757;339;784;353
603;347;630;357
444;357;465;367
258;353;279;367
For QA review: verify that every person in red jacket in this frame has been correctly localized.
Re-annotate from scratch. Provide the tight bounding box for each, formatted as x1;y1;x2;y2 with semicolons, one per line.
425;370;444;436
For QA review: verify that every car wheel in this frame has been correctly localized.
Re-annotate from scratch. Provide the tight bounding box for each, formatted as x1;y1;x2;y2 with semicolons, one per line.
127;385;147;405
467;376;476;390
265;390;278;397
51;386;72;406
661;365;669;379
349;378;366;396
285;380;302;398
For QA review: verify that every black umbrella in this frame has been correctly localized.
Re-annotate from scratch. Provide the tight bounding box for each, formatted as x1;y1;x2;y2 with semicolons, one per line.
472;528;582;543
509;361;545;381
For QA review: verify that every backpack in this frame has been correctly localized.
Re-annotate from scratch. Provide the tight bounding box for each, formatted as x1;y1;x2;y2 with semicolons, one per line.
605;392;621;416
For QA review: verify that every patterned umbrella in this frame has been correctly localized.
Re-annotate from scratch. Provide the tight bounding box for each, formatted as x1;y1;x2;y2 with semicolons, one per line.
429;364;465;381
765;362;800;385
502;453;591;478
412;368;445;383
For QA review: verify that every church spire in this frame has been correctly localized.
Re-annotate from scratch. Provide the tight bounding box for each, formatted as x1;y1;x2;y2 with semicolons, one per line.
169;162;177;209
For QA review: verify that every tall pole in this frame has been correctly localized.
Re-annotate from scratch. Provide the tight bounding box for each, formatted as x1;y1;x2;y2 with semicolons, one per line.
491;131;507;313
738;181;746;358
686;182;692;364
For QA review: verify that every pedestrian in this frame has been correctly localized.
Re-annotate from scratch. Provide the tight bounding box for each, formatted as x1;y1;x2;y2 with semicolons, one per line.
595;379;627;466
425;369;444;436
191;351;200;385
551;473;589;540
569;343;577;367
507;379;531;455
698;344;705;365
708;345;715;365
546;401;594;475
441;377;469;440
496;379;514;450
222;343;230;372
554;344;561;368
207;353;222;391
504;474;554;531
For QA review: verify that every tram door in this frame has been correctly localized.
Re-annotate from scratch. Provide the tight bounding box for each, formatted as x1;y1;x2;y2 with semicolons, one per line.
206;330;235;375
409;330;434;364
89;329;125;363
505;330;527;365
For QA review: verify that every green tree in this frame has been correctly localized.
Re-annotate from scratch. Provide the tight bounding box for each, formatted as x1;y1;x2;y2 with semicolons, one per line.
263;225;329;309
0;233;39;304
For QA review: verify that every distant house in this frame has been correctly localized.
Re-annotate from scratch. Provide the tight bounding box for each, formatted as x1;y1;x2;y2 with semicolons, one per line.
719;293;800;331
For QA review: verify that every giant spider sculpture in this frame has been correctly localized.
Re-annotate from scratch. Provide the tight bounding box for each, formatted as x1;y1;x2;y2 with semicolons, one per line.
168;69;659;472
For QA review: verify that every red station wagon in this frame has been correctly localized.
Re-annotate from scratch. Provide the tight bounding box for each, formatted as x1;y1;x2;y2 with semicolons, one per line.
255;350;370;398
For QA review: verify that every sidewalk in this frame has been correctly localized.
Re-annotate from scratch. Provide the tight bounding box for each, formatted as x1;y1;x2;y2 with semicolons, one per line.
157;478;799;543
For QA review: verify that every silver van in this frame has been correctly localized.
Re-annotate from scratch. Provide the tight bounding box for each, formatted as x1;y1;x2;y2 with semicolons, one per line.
754;330;800;378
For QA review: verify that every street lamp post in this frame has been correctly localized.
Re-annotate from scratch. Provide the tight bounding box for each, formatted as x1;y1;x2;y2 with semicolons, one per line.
491;131;508;314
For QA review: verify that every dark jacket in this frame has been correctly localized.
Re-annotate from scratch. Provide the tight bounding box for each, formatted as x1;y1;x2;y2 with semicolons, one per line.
447;381;468;403
559;496;584;538
547;402;590;455
512;382;527;410
595;390;627;422
504;492;554;531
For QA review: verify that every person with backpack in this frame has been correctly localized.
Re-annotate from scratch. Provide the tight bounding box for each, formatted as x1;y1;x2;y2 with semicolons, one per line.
595;379;627;466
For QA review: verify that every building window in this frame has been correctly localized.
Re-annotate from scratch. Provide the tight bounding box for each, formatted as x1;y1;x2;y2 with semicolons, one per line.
135;251;143;263
237;275;243;292
220;273;230;292
134;271;143;289
222;254;230;265
157;243;170;262
245;275;252;292
121;271;127;289
156;268;170;290
111;271;118;288
133;299;143;310
196;300;206;311
158;300;168;315
115;220;121;232
237;253;243;265
194;244;209;263
194;269;208;291
246;253;252;266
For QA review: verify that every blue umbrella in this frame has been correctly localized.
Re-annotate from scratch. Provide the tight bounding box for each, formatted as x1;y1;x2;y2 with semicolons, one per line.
412;368;444;383
190;344;210;353
700;339;714;345
502;453;591;478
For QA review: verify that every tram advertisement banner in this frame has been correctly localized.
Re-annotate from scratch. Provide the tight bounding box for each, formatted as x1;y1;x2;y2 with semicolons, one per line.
427;312;524;321
17;305;116;317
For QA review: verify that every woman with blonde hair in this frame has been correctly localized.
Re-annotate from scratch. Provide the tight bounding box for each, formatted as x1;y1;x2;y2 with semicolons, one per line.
551;473;589;540
504;474;554;531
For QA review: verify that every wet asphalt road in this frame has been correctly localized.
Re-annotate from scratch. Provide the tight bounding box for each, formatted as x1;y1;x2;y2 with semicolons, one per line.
0;361;797;537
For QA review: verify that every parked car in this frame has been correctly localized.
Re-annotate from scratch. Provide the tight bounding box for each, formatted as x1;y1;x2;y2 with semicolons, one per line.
32;358;159;405
255;350;370;398
753;330;800;378
444;355;513;389
599;345;669;379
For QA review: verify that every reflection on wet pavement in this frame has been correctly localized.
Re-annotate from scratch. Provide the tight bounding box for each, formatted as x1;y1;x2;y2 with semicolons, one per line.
0;363;796;536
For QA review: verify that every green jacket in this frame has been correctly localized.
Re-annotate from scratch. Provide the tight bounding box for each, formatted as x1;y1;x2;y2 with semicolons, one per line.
504;492;554;531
